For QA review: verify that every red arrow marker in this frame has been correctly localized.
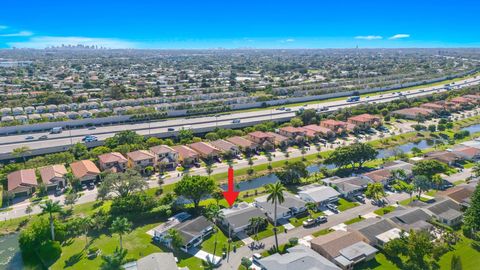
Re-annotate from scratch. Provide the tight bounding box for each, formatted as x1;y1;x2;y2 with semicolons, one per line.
223;167;239;207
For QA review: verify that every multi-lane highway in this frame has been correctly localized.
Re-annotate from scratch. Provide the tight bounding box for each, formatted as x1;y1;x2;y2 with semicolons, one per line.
0;76;479;160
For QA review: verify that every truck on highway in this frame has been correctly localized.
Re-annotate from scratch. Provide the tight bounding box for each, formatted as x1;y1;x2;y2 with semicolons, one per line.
346;96;360;102
50;127;63;134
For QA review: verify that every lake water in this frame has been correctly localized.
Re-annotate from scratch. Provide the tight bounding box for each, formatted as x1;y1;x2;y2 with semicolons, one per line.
462;123;480;134
0;233;23;270
376;138;441;159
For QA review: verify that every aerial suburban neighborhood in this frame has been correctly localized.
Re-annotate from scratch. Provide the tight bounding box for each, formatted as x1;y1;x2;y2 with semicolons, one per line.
1;1;480;270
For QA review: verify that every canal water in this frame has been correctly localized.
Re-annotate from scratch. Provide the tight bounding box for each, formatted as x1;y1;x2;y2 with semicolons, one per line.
462;123;480;134
0;233;23;270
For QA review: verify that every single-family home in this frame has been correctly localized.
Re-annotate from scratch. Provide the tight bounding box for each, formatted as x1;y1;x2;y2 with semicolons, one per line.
298;184;340;209
70;160;100;184
209;139;240;157
265;132;290;148
7;169;38;197
127;150;155;170
348;217;400;247
450;97;474;107
254;192;307;223
451;145;480;161
98;152;128;172
220;202;266;235
320;120;349;134
189;142;222;161
38;164;67;190
278;126;306;142
149;145;179;170
257;245;341;270
437;185;475;208
172;145;200;167
384;207;433;231
363;160;414;186
391;107;435;120
246;131;275;151
301;125;335;139
153;215;214;252
420;102;446;113
347;114;382;130
310;230;377;270
424;150;461;166
323;176;373;199
128;252;187;270
422;198;463;226
226;136;258;154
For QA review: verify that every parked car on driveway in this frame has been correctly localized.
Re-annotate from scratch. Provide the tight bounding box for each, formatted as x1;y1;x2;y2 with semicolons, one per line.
326;203;338;213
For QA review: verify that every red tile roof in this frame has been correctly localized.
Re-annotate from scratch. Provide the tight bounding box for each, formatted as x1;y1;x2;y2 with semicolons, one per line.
39;165;67;184
189;142;220;156
127;150;155;161
248;131;275;139
172;145;199;159
70;160;100;178
7;169;37;191
98;152;127;164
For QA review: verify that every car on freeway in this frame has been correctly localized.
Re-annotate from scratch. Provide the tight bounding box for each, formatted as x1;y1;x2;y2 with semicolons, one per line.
82;135;98;142
88;126;96;130
285;108;292;111
38;135;48;140
25;135;34;140
232;119;241;124
167;127;175;131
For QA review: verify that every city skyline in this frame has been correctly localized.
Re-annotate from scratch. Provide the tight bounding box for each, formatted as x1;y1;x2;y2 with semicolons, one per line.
1;0;479;49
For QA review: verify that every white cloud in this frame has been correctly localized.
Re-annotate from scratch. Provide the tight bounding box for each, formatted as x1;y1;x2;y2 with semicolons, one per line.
0;31;33;37
279;38;295;43
0;25;7;30
8;36;138;49
389;34;410;40
355;35;383;40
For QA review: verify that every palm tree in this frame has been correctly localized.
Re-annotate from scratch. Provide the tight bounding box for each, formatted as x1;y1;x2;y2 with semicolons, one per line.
40;200;63;241
110;217;132;249
204;205;224;261
79;216;93;248
205;163;213;176
265;182;286;251
166;228;184;251
305;202;317;217
12;146;31;164
248;216;265;243
100;247;127;270
364;183;386;205
472;162;480;178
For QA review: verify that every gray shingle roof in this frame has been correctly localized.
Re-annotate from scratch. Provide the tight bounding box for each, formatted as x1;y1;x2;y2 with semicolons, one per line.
257;245;341;270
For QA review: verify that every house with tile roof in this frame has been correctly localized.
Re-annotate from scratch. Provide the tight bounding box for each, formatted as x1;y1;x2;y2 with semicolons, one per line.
98;152;128;172
189;142;222;161
172;145;200;167
70;160;100;184
226;136;258;154
246;131;275;151
209;139;240;157
347;114;382;130
149;145;179;170
7;169;38;197
39;164;67;190
127;150;155;172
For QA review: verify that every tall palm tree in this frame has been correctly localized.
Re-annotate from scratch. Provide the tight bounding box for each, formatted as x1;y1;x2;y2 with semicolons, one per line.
40;200;63;241
249;216;266;243
110;217;132;249
265;182;286;251
79;216;93;248
12;146;31;164
204;205;224;262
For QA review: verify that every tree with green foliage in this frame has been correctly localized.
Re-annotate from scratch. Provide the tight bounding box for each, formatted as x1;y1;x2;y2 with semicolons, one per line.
69;142;89;159
365;183;387;205
110;217;132;249
166;228;184;251
100;247;128;270
105;130;144;149
464;184;480;233
324;143;378;171
265;182;286;251
275;161;308;184
64;192;78;210
384;230;437;270
174;175;216;211
145;137;163;147
412;160;447;180
248;216;267;242
12;146;31;164
90;146;111;158
98;169;148;199
451;254;463;270
472;162;480;178
78;216;93;248
178;128;194;144
413;175;431;199
40;200;63;241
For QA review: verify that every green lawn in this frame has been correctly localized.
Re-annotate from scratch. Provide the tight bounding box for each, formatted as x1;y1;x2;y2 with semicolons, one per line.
344;216;365;225
337;198;359;212
373;205;396;216
200;226;243;256
249;223;275;241
354;252;399;270
312;228;333;237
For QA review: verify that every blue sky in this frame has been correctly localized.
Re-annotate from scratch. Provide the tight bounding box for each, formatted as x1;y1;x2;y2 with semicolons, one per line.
0;0;479;49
